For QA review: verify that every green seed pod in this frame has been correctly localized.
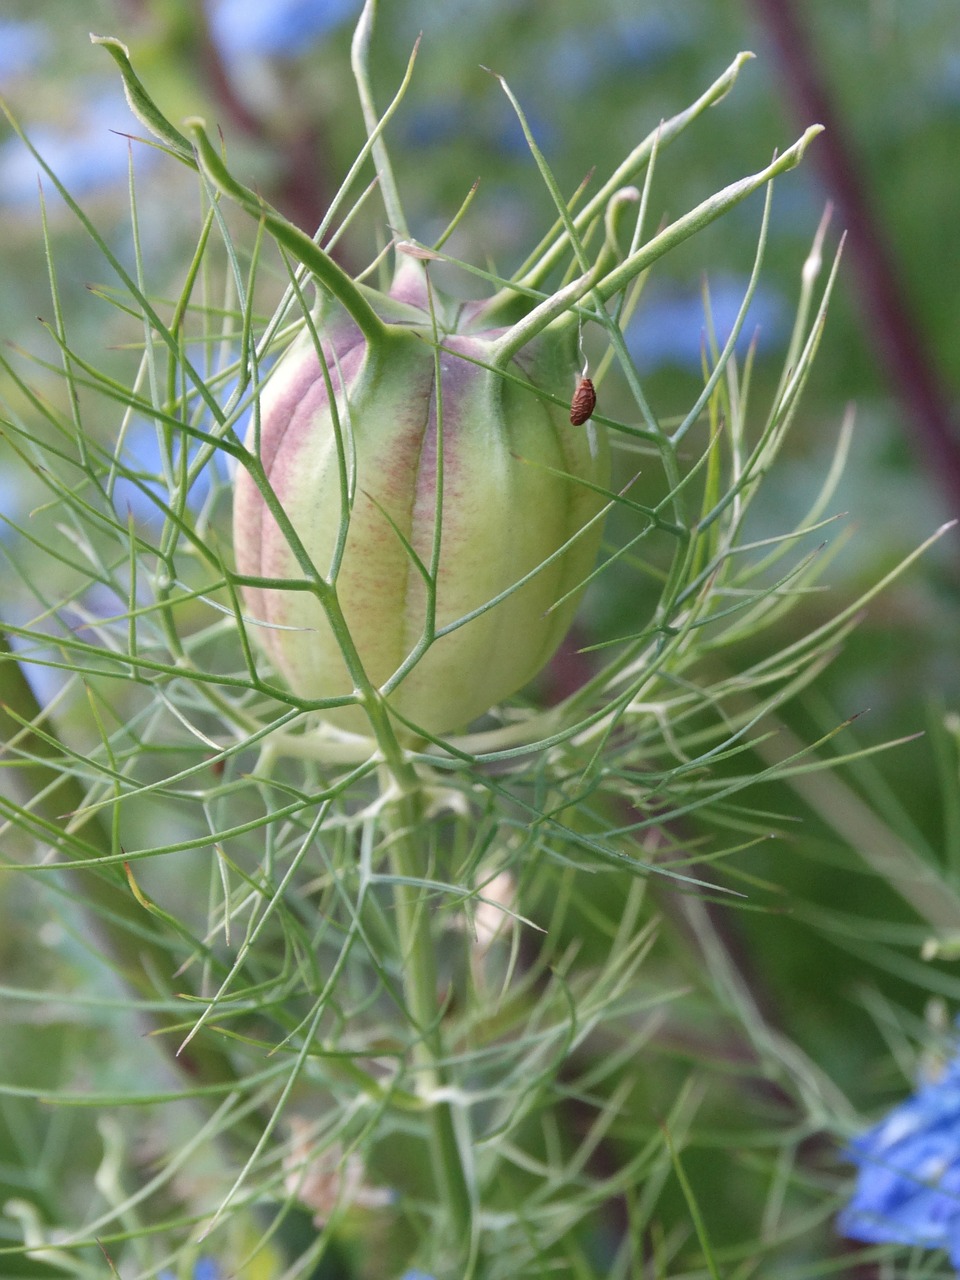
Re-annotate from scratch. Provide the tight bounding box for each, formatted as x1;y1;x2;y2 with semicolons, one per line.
101;42;820;741
233;284;609;736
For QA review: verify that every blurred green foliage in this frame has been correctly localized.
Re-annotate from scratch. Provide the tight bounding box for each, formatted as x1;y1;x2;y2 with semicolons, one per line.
1;1;959;1275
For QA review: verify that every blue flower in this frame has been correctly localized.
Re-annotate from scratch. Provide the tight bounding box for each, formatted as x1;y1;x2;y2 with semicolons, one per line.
838;1050;960;1266
543;13;690;96
626;276;788;374
400;98;555;158
109;345;257;525
0;467;25;541
0;20;45;86
0;89;156;208
935;51;960;110
209;0;361;62
158;1258;220;1280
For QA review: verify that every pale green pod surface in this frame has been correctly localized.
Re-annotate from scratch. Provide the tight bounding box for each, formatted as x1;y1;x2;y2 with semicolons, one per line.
233;310;609;736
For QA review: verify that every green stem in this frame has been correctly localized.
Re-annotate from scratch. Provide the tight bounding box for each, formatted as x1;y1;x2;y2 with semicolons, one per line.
313;588;475;1261
351;0;411;241
286;550;474;1256
381;773;476;1269
591;126;823;308
490;261;604;368
483;50;755;319
186;121;387;346
492;126;822;366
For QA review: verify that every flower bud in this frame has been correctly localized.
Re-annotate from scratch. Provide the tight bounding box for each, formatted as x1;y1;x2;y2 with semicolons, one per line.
233;287;609;736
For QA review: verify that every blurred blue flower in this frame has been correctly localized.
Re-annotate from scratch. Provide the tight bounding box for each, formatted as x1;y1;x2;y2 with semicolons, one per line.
401;97;554;158
626;276;788;373
106;345;258;525
400;1271;437;1280
400;99;468;148
402;12;687;159
159;1258;220;1280
0;88;154;207
0;20;45;86
544;12;691;95
209;0;361;62
492;106;555;159
936;51;960;110
0;469;25;542
838;1048;960;1266
110;413;237;527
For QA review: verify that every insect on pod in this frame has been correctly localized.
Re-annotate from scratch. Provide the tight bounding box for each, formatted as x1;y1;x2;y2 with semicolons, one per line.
569;376;597;426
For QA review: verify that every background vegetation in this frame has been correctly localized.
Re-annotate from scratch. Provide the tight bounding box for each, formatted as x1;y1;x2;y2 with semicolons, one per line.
1;1;958;1277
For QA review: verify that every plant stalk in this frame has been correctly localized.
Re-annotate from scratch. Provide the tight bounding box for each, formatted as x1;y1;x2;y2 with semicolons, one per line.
381;773;476;1269
315;584;475;1261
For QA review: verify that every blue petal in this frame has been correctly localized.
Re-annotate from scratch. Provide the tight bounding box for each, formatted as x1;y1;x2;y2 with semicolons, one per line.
0;90;156;207
839;1050;960;1258
626;277;788;373
0;20;46;86
156;1261;220;1280
543;14;691;95
209;0;361;61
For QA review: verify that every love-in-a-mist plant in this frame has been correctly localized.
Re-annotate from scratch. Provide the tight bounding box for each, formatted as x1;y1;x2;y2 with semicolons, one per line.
1;4;950;1278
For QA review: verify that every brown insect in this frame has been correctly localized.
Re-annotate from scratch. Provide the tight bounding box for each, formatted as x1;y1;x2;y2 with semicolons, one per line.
569;376;596;426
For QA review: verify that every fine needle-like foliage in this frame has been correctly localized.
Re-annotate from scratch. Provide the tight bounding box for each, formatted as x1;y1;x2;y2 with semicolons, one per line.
0;4;956;1278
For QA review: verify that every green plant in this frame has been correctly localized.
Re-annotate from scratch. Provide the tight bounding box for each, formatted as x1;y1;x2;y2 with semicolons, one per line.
1;4;953;1278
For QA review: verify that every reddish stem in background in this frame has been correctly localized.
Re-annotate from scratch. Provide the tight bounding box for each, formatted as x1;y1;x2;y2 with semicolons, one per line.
750;0;960;518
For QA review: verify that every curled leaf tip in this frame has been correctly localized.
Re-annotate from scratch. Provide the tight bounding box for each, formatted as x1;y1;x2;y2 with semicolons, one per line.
94;33;193;157
800;123;826;151
712;51;756;103
90;34;129;54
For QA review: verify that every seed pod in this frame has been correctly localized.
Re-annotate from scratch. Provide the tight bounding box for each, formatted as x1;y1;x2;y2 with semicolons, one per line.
233;291;610;737
569;376;596;426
